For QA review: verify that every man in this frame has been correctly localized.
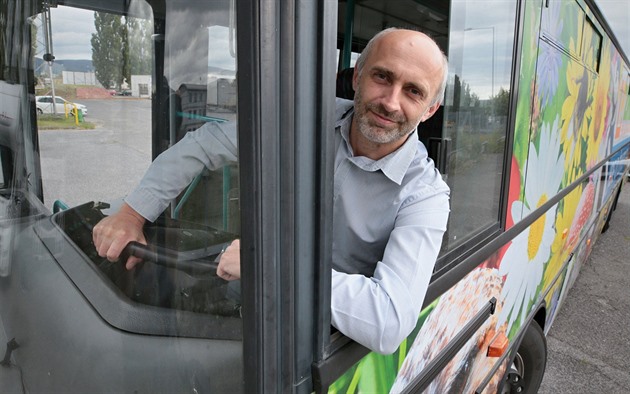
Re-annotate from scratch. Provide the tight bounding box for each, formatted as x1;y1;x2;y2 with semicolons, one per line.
93;28;450;354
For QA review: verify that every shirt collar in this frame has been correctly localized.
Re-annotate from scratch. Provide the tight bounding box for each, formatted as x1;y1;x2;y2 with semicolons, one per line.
336;107;418;185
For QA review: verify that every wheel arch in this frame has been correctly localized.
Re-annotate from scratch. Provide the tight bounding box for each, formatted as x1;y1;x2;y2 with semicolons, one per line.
532;304;547;333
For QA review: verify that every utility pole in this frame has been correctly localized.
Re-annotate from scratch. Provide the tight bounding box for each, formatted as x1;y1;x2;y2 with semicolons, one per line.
42;3;56;113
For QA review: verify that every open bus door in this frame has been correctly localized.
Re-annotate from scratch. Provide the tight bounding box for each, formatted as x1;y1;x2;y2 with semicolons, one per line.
0;1;247;392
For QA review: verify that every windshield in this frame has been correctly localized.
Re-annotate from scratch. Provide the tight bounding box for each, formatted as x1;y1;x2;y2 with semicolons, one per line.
33;0;241;337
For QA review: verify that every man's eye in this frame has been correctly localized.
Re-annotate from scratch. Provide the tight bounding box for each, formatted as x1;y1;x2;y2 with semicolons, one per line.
374;72;387;81
409;88;422;97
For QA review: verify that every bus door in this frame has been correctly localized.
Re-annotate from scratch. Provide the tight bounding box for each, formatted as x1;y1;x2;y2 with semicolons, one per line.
0;1;247;392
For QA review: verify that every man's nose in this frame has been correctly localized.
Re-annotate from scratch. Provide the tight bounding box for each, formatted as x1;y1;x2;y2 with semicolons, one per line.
380;85;403;114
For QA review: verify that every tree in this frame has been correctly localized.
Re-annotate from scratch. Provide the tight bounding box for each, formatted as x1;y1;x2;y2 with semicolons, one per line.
493;87;511;116
124;17;153;83
452;75;480;110
91;12;125;88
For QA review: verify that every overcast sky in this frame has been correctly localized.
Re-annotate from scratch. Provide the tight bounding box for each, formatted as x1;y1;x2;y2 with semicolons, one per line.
596;0;630;58
49;6;94;59
48;2;629;61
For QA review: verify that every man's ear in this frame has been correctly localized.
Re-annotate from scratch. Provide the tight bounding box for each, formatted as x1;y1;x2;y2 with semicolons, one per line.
421;102;441;122
352;67;359;92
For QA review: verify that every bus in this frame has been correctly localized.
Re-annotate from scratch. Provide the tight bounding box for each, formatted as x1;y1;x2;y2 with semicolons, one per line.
1;0;629;392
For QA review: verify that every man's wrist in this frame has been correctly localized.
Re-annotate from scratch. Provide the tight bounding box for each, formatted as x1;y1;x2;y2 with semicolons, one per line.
119;203;146;227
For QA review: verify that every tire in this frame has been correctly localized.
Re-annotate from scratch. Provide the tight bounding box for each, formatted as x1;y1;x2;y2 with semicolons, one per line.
37;108;43;115
500;321;547;394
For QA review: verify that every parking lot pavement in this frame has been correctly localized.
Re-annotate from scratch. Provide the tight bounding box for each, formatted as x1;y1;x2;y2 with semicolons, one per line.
539;180;630;393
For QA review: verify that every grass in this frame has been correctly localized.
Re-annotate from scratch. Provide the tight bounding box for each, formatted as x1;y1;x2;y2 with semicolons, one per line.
35;84;80;100
37;114;96;130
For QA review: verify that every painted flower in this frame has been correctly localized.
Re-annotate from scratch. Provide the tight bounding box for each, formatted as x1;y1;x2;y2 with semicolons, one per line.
584;45;611;166
536;42;562;107
542;185;580;289
561;43;592;143
606;51;621;142
498;118;565;332
541;0;563;40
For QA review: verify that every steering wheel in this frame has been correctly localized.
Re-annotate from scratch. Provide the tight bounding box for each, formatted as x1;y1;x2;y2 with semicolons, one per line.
121;241;229;276
67;201;231;276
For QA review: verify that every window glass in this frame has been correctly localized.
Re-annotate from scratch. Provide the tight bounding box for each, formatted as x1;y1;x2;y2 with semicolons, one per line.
438;0;517;256
37;0;240;330
166;8;239;234
334;0;518;262
582;17;602;72
0;90;17;187
0;151;4;187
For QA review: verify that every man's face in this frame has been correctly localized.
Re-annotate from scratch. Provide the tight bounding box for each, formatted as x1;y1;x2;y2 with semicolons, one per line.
353;82;429;145
352;32;443;146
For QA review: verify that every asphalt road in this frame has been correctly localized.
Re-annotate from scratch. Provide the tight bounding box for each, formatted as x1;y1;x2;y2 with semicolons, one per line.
38;98;152;210
539;180;630;393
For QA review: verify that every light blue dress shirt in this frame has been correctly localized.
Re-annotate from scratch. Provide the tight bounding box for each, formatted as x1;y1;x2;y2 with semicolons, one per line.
125;98;450;354
330;100;449;354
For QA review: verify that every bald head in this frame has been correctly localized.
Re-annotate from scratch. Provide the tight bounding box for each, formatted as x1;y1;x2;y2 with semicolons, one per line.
355;28;448;106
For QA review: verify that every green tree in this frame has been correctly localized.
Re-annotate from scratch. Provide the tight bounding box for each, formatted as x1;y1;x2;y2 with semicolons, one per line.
493;87;511;116
452;75;480;109
91;12;124;88
124;17;153;83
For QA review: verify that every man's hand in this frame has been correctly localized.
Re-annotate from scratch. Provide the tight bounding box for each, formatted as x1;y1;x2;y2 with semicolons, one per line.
217;239;240;281
92;203;147;270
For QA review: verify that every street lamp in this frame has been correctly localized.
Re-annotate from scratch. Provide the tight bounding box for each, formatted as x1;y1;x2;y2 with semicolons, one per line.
464;26;495;100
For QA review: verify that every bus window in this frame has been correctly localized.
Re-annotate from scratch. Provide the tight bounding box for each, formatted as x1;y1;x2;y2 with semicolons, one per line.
583;16;603;72
335;0;518;267
35;0;242;352
437;1;517;260
0;0;246;391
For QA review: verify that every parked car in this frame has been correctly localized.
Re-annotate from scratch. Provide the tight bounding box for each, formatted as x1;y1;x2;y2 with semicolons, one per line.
35;95;88;116
116;89;132;96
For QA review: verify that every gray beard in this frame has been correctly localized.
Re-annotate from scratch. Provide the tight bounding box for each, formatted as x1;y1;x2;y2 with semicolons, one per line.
355;113;412;144
353;87;423;145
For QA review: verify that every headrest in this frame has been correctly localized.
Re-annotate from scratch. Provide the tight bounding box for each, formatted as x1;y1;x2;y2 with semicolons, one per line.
336;68;355;100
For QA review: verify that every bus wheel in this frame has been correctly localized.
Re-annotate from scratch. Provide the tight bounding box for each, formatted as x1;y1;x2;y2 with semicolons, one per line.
501;321;547;394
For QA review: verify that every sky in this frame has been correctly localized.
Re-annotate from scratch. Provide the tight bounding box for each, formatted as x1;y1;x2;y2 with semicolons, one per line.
48;7;95;59
46;2;629;62
596;0;630;58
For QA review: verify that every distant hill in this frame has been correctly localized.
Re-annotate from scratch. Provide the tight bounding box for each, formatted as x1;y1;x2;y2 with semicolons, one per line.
34;58;93;75
57;59;94;72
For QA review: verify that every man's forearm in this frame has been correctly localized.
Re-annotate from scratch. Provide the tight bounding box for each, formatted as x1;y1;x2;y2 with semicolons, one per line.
124;121;239;222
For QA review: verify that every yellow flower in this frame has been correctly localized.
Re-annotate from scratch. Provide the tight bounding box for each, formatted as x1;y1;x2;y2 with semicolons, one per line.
560;57;589;142
585;48;611;166
542;186;581;288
